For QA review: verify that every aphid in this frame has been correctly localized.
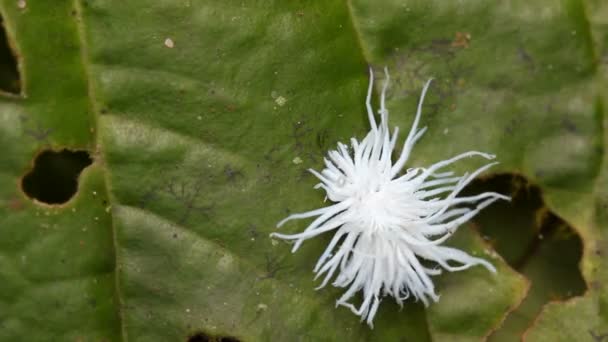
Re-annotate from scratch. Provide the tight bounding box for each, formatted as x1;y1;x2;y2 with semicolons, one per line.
271;68;509;327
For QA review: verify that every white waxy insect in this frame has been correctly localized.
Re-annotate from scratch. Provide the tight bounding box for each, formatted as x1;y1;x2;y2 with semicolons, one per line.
271;68;509;328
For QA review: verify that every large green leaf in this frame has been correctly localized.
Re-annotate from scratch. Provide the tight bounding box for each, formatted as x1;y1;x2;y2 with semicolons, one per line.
0;0;605;341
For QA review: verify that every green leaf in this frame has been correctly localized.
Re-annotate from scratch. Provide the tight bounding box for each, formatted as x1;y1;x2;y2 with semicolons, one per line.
0;0;605;341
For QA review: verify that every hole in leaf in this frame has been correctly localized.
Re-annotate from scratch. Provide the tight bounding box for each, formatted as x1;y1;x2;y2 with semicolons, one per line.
218;338;240;342
187;333;241;342
462;174;587;340
0;16;21;94
21;149;93;204
187;334;209;342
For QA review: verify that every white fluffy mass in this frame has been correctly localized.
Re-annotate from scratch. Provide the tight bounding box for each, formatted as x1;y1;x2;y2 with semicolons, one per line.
270;68;509;327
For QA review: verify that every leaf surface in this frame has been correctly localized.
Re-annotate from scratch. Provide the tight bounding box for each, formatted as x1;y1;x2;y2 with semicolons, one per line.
0;0;605;341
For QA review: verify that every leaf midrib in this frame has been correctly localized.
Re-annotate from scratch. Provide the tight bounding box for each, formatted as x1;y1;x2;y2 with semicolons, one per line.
72;0;127;340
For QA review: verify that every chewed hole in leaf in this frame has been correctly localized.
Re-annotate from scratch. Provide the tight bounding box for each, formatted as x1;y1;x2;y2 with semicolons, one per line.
187;332;241;342
0;15;20;95
218;338;241;342
462;174;587;340
187;333;209;342
21;149;93;204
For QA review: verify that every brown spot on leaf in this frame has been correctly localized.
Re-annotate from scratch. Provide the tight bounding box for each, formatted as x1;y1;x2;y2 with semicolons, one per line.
451;32;471;48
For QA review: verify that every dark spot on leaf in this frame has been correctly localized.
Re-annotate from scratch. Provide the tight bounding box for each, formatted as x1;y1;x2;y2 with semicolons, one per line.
589;330;608;342
219;337;240;342
187;332;240;342
224;165;243;182
188;333;210;342
21;149;93;204
503;115;524;137
561;116;578;133
258;253;290;281
316;130;328;151
517;46;535;71
0;15;21;95
247;224;259;240
139;188;159;208
164;175;213;224
23;123;53;142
